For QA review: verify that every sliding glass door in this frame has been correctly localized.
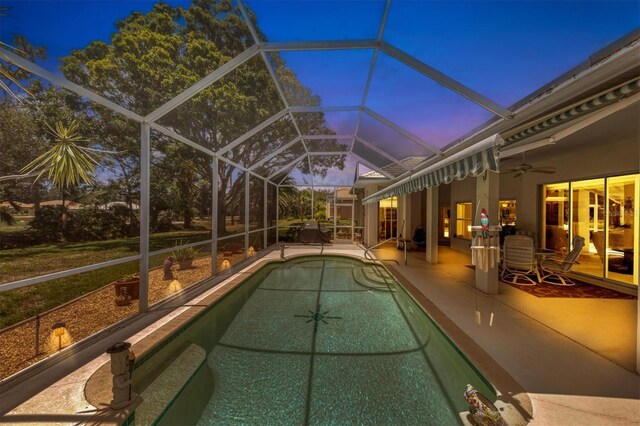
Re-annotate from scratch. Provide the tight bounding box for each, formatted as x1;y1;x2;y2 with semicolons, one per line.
606;175;638;285
571;178;605;278
542;174;639;286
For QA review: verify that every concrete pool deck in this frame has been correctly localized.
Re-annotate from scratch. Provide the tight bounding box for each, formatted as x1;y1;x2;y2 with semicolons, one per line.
1;241;638;425
374;244;639;426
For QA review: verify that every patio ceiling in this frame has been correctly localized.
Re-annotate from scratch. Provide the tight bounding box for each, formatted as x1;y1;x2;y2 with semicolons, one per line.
1;0;637;187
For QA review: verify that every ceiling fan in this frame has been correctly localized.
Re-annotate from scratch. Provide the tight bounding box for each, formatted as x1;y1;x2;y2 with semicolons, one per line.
502;153;556;178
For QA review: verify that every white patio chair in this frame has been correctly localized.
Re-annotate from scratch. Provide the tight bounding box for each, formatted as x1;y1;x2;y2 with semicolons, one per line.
539;236;585;286
501;235;539;285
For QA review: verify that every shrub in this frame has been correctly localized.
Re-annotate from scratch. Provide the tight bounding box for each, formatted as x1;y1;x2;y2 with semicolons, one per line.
28;206;134;243
172;241;199;261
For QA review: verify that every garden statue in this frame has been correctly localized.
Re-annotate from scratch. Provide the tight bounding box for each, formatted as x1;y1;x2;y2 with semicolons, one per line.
464;384;505;426
480;208;490;238
163;255;174;280
106;341;137;409
115;287;132;306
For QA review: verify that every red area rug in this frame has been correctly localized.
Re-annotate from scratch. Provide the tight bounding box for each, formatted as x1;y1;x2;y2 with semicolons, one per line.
503;278;635;299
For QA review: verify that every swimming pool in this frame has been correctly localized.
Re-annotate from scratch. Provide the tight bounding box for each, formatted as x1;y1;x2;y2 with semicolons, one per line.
132;256;495;425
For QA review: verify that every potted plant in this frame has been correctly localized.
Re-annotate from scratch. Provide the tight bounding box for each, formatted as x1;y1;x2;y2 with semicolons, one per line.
113;272;140;300
172;245;199;270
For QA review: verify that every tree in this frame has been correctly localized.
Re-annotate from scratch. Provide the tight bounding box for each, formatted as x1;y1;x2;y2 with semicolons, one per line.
58;0;345;234
20;120;100;233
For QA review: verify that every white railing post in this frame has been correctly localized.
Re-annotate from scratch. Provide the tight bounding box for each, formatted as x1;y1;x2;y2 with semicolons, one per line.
212;156;218;275
263;177;268;248
245;173;250;259
139;123;150;313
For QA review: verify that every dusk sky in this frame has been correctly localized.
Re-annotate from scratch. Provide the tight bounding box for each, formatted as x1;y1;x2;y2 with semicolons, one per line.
1;0;638;184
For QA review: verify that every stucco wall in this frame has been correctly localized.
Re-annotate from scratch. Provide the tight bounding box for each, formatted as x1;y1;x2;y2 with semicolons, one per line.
499;136;639;237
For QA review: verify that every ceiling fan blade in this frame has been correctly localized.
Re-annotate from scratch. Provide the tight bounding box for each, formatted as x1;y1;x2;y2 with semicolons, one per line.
512;172;522;178
531;169;556;174
501;169;519;174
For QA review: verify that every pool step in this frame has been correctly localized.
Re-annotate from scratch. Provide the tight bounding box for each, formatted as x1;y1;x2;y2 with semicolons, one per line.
361;265;394;284
136;343;207;426
352;267;395;292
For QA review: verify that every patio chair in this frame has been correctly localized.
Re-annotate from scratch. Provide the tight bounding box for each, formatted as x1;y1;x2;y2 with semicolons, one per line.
539;236;585;286
412;225;426;249
501;235;540;285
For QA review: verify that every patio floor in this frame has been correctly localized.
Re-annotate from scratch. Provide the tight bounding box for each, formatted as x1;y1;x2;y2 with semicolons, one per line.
373;243;639;426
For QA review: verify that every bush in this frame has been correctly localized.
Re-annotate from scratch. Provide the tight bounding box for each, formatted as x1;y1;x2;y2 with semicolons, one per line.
28;207;63;242
28;206;135;243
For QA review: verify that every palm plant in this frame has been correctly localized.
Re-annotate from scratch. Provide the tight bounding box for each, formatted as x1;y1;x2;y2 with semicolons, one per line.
0;206;16;226
20;120;99;232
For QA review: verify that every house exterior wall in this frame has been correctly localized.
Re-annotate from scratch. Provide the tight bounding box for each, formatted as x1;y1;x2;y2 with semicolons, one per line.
498;136;639;237
408;191;423;237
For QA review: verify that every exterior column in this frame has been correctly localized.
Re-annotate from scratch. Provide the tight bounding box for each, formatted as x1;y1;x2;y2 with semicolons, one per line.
398;194;407;239
475;171;500;294
425;187;438;264
364;187;378;246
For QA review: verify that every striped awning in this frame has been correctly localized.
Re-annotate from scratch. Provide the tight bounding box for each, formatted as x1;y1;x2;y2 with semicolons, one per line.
363;135;502;205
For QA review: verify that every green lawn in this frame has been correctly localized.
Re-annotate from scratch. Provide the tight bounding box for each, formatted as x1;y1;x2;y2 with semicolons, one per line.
0;230;211;285
0;230;213;329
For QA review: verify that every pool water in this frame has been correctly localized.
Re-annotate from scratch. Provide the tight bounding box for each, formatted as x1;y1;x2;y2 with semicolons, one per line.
144;256;494;425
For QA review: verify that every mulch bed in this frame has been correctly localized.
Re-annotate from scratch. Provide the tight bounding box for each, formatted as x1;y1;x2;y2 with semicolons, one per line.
0;253;246;381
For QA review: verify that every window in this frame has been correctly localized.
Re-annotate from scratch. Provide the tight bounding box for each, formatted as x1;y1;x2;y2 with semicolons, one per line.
499;200;517;226
456;202;472;239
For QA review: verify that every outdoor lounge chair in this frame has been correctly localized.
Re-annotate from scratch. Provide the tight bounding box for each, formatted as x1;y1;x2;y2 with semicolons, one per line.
539;235;585;286
501;235;540;285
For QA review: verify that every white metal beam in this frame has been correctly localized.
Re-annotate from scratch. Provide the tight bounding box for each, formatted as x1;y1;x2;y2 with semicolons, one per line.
261;40;377;51
149;122;216;157
289;105;360;113
0;46;144;123
139;123;150;312
248;137;302;171
145;45;260;123
351;0;391;153
355;136;402;165
363;107;441;154
0;254;140;293
379;42;512;119
308;151;349;156
216;108;289;155
237;0;312;168
218;154;247;172
268;153;307;180
302;134;354;140
211;156;218;275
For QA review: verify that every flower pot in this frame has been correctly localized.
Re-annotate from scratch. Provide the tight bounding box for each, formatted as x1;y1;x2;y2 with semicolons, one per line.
178;259;194;270
114;278;140;300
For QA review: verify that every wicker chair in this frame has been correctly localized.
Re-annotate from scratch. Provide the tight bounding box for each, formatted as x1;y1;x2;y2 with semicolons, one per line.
501;235;540;285
539;236;585;286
